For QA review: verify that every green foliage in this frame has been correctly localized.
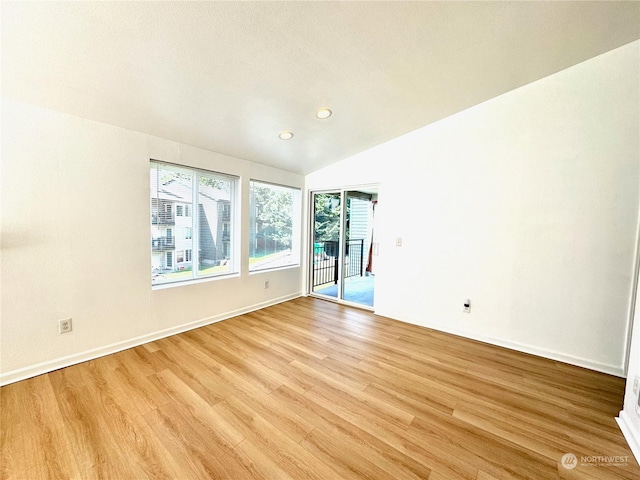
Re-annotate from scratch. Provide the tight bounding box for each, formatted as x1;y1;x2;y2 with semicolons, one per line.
314;193;341;242
158;170;229;192
252;185;293;249
199;174;229;192
160;170;191;184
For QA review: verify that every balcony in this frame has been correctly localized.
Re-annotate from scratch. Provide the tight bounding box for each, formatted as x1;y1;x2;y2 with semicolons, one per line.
152;213;175;225
152;237;175;251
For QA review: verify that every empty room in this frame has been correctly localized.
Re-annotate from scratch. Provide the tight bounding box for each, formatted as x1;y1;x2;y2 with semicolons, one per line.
2;1;640;479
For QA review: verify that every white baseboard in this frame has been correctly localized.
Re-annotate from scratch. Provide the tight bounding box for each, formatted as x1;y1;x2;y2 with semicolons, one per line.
374;309;625;377
0;293;301;386
617;410;640;465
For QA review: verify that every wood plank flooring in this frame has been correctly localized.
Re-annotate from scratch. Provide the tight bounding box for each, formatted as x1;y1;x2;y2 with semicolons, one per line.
1;296;638;479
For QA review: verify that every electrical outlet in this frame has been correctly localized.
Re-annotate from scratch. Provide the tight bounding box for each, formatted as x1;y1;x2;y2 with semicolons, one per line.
633;376;639;395
264;280;270;289
59;318;72;334
463;299;471;313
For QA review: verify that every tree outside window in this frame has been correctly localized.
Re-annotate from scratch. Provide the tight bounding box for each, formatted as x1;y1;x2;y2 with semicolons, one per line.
249;181;300;271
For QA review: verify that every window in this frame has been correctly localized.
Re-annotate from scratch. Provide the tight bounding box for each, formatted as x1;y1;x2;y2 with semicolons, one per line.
249;181;301;271
151;161;237;285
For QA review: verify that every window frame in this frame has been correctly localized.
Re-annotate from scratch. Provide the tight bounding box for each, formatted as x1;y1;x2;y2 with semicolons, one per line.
151;160;239;287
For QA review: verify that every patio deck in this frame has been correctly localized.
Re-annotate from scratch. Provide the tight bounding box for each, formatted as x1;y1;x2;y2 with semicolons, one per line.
315;274;374;307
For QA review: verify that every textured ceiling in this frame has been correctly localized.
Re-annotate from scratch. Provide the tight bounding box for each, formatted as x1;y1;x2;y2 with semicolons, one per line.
3;1;639;174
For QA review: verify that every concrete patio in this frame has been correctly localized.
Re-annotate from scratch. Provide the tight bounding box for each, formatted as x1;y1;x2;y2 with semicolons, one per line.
314;274;374;307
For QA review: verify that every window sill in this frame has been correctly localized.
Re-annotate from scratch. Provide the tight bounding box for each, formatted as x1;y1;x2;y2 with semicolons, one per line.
151;272;240;290
249;263;300;275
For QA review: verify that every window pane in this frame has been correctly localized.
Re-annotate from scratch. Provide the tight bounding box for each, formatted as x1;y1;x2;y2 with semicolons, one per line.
151;164;193;284
197;171;233;276
151;161;237;285
249;181;300;271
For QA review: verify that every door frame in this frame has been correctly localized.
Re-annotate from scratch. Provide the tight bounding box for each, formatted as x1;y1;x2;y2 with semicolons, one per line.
308;189;344;302
307;184;379;310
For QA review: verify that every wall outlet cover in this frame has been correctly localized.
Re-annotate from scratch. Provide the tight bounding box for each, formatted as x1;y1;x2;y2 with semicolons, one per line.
59;318;72;334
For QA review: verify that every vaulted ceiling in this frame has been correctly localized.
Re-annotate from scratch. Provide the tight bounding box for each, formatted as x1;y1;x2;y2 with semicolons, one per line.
3;1;639;174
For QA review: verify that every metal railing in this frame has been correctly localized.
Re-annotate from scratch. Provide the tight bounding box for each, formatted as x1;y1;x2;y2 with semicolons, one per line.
312;239;364;287
152;213;175;225
151;236;175;250
345;239;365;278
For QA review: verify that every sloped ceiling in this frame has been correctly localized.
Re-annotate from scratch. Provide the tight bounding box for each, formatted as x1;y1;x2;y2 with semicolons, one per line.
2;1;639;174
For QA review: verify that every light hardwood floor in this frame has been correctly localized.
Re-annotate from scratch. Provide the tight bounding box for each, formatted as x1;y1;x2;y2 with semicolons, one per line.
1;297;638;479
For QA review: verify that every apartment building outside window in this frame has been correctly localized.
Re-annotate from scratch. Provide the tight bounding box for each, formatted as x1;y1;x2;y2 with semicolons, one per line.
151;161;237;285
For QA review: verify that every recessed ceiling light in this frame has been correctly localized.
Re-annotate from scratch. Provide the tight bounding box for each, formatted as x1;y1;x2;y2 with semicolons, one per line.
278;131;294;140
316;108;332;119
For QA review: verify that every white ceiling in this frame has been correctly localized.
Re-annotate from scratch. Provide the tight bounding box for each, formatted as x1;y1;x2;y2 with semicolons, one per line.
3;1;639;175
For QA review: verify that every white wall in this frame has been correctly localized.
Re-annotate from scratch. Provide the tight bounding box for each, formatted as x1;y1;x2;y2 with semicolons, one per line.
0;98;304;384
306;41;640;376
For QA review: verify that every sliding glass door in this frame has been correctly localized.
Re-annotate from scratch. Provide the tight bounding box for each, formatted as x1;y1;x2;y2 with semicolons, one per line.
311;192;342;298
342;191;375;307
310;188;377;308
